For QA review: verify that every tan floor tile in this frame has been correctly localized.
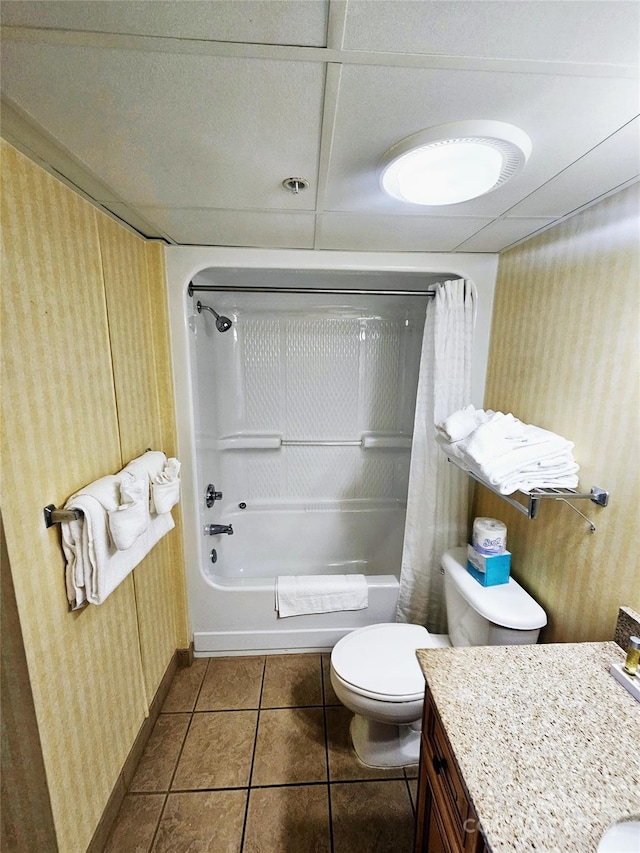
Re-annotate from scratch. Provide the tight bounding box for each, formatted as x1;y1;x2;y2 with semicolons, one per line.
404;763;419;779
172;711;257;790
129;714;190;792
103;794;165;853
261;654;322;708
321;654;340;705
161;658;208;713
196;656;265;711
152;790;246;853
252;708;327;786
330;780;415;853
326;707;405;781
243;784;331;853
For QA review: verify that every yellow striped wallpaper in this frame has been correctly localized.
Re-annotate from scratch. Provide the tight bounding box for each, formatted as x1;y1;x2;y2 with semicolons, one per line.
1;142;188;852
97;215;179;699
475;183;640;643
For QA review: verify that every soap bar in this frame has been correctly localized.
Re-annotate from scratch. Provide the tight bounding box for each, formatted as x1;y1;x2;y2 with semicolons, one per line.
609;662;640;703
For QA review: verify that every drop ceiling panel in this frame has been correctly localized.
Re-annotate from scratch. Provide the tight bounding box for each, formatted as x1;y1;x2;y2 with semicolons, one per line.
455;217;556;252
343;1;639;66
1;41;325;209
324;64;639;216
116;205;316;248
507;119;640;217
2;1;638;253
317;213;493;252
0;0;329;47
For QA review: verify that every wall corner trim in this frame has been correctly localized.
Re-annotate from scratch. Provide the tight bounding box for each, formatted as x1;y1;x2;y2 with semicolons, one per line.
176;643;195;668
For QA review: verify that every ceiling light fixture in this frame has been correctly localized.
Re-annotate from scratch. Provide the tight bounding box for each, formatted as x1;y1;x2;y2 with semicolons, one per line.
378;120;532;206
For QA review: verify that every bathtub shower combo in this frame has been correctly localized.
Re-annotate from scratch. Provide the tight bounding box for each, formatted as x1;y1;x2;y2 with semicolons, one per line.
182;269;454;654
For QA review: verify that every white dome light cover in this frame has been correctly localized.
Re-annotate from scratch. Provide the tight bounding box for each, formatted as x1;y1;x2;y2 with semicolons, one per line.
378;120;532;206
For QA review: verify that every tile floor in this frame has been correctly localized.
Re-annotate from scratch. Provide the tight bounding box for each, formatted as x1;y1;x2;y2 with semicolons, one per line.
103;653;418;852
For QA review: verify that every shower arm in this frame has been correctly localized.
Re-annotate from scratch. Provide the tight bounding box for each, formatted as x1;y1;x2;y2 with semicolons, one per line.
197;301;220;319
196;300;233;332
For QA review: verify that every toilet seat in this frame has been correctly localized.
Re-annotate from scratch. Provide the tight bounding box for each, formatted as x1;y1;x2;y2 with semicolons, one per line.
331;623;432;702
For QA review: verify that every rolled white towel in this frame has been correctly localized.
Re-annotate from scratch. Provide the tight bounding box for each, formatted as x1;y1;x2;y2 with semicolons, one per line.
151;457;181;513
155;457;181;484
124;451;168;484
436;405;492;443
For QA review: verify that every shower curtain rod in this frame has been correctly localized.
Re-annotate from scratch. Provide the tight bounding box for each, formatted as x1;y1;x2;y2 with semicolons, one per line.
188;283;436;297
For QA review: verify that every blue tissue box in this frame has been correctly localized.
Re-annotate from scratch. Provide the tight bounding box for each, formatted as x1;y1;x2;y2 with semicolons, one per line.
466;544;511;587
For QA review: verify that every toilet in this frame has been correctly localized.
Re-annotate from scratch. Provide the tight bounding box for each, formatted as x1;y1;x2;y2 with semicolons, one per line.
330;546;547;768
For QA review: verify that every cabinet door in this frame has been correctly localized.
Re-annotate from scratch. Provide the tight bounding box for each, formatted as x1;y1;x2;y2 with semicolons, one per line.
415;743;454;853
427;797;452;853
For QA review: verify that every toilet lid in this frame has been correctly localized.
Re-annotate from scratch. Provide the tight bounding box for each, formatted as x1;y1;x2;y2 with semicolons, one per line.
331;623;432;700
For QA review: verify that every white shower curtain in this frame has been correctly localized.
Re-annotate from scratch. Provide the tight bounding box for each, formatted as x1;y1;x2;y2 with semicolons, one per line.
396;279;476;631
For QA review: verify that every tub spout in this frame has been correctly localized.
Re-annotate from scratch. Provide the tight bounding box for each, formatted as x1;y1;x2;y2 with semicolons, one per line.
204;523;234;536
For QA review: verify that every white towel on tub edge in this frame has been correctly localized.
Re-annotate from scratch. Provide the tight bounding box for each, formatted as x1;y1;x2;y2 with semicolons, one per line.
275;574;368;618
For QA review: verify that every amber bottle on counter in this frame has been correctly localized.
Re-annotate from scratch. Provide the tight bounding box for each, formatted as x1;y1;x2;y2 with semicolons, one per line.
623;635;640;676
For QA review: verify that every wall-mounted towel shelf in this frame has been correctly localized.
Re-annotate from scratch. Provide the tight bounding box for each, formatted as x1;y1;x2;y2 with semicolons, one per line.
43;504;82;528
447;457;609;532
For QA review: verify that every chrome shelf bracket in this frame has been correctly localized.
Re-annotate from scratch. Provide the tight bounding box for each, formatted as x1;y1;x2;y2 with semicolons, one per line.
447;458;609;531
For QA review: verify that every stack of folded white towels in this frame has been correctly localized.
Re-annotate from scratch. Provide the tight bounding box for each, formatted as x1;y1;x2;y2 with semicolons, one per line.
436;405;579;495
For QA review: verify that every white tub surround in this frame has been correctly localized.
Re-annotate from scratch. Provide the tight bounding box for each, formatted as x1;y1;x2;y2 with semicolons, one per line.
165;249;497;653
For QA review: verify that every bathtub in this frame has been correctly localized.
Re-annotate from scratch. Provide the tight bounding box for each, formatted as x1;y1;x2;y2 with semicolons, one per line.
193;499;403;654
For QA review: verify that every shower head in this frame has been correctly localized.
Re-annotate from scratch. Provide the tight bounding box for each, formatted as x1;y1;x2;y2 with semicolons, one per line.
196;301;233;333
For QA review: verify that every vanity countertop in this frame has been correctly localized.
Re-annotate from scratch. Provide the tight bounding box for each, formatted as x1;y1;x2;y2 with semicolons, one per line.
416;641;640;853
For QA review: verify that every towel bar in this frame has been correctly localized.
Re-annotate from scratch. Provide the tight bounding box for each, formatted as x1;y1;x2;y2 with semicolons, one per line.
43;504;82;528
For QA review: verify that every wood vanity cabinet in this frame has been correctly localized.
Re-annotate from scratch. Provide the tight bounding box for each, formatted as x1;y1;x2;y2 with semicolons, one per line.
414;688;486;853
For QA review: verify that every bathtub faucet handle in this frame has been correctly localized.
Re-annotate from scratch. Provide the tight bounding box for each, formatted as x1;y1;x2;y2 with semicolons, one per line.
203;523;234;536
205;484;223;508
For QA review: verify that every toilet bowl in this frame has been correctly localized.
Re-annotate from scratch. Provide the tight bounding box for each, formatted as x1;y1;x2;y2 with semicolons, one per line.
330;623;450;767
330;547;547;768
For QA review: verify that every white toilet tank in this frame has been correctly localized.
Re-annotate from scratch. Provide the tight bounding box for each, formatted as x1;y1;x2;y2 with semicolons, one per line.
442;548;547;647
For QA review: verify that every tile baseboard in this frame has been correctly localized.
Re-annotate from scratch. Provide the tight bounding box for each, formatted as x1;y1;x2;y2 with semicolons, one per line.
86;650;179;853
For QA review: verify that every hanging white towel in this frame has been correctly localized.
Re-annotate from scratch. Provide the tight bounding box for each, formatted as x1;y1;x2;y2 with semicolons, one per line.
61;451;175;607
275;575;368;618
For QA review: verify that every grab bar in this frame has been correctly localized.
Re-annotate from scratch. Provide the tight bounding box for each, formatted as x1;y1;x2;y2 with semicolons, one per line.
217;434;413;450
281;440;362;447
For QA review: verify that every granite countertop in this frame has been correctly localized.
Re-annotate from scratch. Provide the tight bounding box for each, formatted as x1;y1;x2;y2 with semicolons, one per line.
416;642;640;853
